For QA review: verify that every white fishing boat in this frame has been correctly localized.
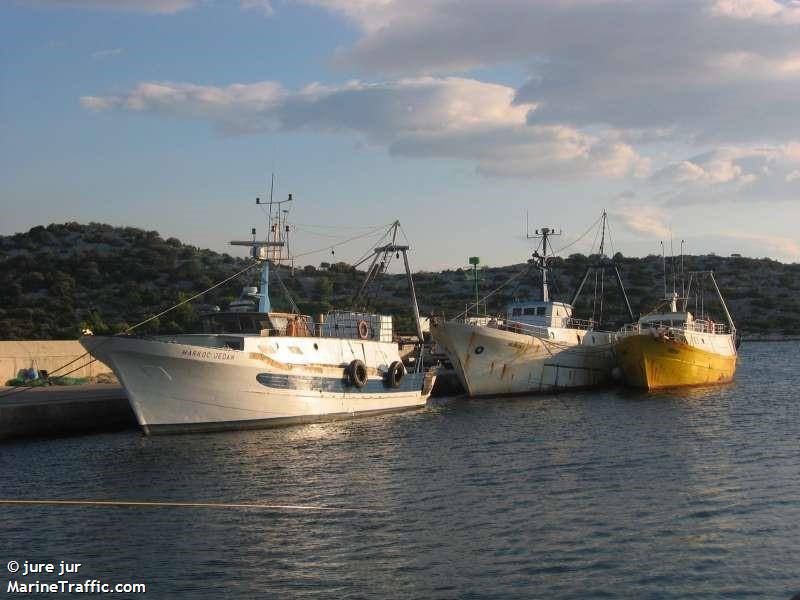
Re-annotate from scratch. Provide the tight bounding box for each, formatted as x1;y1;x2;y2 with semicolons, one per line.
81;196;435;434
431;214;633;397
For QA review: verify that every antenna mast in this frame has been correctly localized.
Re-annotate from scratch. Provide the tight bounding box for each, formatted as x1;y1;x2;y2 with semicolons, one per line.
527;225;562;303
680;239;685;298
670;234;676;295
229;188;293;313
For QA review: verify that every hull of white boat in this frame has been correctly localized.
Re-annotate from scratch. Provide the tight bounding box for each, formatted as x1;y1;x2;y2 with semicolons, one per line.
431;321;616;397
80;336;435;434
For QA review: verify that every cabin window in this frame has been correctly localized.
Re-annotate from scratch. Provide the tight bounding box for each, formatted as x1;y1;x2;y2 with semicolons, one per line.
523;307;537;316
537;307;546;316
512;308;522;316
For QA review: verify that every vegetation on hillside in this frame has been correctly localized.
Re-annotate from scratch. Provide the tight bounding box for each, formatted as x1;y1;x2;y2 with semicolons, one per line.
1;222;799;339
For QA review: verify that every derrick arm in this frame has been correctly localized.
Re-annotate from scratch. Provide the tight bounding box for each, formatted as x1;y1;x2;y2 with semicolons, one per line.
571;266;592;307
613;263;635;322
709;272;736;334
682;273;694;312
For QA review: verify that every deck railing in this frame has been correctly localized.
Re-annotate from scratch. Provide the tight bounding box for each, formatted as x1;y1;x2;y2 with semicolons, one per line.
564;317;598;330
455;314;599;335
621;319;730;336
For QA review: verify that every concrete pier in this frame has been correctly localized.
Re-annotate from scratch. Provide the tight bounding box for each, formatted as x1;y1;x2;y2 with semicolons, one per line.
0;340;113;384
0;384;136;440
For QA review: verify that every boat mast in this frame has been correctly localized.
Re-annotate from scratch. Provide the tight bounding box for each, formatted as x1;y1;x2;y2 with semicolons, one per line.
680;239;685;298
527;225;561;302
660;241;667;300
230;189;292;313
570;211;635;322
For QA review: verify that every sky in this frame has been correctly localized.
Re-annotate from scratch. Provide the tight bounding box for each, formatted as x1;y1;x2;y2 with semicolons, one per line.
2;0;800;270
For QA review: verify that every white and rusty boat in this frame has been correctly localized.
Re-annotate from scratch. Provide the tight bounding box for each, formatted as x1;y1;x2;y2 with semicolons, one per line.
431;214;633;397
81;198;435;434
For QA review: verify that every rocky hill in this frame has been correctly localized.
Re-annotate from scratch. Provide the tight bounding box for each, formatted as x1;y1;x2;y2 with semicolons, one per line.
1;222;799;339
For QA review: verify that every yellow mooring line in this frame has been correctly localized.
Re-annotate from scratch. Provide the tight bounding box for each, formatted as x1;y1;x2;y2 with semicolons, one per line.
0;499;383;513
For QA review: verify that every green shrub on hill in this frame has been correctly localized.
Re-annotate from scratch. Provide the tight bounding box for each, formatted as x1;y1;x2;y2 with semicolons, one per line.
1;222;798;338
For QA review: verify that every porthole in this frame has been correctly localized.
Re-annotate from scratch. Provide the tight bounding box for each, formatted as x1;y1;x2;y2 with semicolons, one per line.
313;343;319;350
474;346;484;355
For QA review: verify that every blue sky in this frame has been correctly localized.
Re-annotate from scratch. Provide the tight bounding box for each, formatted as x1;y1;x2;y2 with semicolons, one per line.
2;0;800;270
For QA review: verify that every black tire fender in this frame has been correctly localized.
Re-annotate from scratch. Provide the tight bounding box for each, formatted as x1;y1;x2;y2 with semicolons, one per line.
348;359;368;388
385;360;405;388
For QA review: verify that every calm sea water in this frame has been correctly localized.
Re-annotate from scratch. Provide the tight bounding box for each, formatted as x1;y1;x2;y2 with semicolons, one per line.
2;342;799;599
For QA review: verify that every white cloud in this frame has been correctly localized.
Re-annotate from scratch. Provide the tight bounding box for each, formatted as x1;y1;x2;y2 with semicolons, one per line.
28;0;196;13
298;1;800;147
651;145;800;190
27;0;275;15
303;0;420;34
70;0;800;198
652;158;751;186
611;197;671;239
709;0;800;24
81;81;286;133
709;50;800;81
81;77;649;179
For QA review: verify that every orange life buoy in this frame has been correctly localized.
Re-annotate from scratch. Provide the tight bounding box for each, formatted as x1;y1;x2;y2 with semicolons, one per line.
357;319;369;339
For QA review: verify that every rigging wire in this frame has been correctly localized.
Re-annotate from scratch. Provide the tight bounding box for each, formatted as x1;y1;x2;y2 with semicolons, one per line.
291;222;384;230
292;226;352;240
0;260;264;401
553;213;604;255
606;218;617;258
292;223;395;260
351;227;394;269
453;263;534;321
270;266;301;315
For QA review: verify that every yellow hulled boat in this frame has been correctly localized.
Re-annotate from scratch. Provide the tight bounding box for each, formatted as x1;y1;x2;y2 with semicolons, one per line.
615;274;738;390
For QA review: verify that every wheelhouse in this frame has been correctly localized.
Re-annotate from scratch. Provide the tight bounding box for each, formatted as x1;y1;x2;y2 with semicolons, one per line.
506;300;574;328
